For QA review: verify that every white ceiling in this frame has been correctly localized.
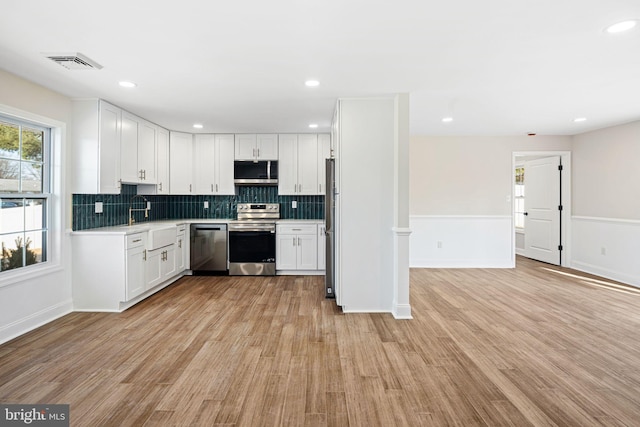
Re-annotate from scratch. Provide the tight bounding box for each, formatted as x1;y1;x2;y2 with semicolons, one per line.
1;0;639;136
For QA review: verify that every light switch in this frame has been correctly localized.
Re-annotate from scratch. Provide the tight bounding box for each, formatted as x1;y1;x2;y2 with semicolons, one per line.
292;201;297;209
95;202;103;214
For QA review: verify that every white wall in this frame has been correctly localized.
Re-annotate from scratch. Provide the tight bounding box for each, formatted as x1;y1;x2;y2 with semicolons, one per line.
409;135;572;267
0;70;73;344
571;121;640;287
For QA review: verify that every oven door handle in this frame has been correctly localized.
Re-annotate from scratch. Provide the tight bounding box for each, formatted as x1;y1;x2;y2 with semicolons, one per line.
229;225;276;233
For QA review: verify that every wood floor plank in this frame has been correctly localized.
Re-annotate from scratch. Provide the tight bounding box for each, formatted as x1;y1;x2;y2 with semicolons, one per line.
2;258;640;426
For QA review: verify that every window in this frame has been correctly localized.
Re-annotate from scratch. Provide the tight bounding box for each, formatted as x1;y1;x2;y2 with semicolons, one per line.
0;115;49;272
514;166;525;229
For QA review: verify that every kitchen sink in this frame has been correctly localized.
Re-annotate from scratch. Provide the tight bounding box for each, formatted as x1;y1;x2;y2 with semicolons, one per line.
147;225;177;250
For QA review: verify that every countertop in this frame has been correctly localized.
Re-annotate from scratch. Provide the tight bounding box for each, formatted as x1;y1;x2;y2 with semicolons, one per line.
72;218;324;235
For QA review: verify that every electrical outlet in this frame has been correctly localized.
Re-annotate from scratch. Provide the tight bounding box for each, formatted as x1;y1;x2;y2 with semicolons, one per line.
95;202;103;214
292;201;297;209
204;201;209;209
437;241;443;249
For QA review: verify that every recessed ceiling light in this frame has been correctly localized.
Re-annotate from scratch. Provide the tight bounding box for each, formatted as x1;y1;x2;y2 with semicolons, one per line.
573;117;587;123
442;117;453;123
305;80;320;87
309;123;318;129
119;81;137;88
605;20;637;33
193;124;203;129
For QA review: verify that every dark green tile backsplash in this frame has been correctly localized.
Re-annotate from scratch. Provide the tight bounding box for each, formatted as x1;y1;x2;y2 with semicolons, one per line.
72;185;324;230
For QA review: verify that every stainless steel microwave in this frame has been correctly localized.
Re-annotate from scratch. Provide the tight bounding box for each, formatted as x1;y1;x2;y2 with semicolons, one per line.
233;160;278;185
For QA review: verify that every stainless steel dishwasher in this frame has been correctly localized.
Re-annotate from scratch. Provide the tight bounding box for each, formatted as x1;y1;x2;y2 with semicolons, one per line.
190;224;228;274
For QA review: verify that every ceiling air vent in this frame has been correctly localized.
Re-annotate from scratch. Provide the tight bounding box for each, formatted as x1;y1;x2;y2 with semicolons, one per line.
45;53;103;70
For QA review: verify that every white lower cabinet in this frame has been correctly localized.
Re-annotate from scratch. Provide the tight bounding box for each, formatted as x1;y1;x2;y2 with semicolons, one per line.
125;233;147;300
146;245;176;289
176;224;188;271
73;225;186;312
276;222;319;272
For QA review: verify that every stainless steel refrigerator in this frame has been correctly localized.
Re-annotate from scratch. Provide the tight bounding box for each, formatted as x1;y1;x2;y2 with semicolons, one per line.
324;158;336;299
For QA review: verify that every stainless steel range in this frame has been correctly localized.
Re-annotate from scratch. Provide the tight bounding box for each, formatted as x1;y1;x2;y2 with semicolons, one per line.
228;203;279;275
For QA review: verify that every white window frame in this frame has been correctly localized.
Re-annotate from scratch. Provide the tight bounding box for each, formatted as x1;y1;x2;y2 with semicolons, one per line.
0;103;64;288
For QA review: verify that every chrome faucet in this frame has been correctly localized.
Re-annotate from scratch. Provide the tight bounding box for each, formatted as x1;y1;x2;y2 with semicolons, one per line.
128;195;149;226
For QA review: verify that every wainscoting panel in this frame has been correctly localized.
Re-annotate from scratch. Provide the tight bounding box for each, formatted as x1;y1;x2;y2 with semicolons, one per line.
571;216;640;288
410;215;513;268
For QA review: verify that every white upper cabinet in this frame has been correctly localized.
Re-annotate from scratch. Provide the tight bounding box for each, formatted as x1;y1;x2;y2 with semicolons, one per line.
169;132;194;194
256;134;278;160
120;113;157;184
156;127;170;194
194;134;235;195
70;99;122;194
120;112;139;183
278;134;319;195
298;134;319;194
277;134;298;195
317;134;331;195
235;134;278;160
138;126;169;196
194;134;216;194
138;120;157;183
214;134;235;194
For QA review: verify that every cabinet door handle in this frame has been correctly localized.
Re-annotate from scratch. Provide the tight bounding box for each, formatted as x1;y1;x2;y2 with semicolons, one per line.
143;249;147;261
293;237;296;246
143;170;146;180
178;239;182;248
132;238;142;243
159;182;163;191
189;184;192;192
216;184;218;192
298;237;301;245
253;148;256;157
319;184;322;193
211;184;214;192
257;148;260;157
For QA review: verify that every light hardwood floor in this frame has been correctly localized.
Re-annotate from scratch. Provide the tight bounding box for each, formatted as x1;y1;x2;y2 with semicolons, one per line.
2;257;640;426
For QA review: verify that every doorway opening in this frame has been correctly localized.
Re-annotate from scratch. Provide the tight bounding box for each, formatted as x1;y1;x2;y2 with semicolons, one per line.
512;151;571;267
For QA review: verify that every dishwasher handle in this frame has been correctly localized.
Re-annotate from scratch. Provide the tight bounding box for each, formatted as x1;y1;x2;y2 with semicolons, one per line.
191;224;227;232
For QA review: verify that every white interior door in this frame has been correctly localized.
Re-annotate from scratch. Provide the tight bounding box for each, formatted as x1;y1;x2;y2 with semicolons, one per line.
524;156;561;265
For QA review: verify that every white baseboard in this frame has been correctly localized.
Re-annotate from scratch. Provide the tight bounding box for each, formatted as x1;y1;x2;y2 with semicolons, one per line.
0;300;73;345
392;304;413;319
571;261;640;289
